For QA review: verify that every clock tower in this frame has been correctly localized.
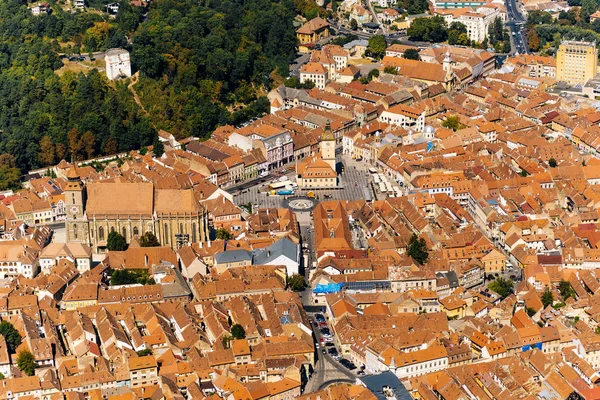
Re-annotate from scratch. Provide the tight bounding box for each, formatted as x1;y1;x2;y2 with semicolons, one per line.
65;166;87;243
320;121;336;171
65;166;85;219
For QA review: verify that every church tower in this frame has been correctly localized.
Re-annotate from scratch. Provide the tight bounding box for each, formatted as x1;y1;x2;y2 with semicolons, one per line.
320;121;336;171
64;166;87;243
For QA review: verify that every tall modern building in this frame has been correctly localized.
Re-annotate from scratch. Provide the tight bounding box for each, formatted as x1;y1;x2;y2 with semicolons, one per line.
556;40;598;85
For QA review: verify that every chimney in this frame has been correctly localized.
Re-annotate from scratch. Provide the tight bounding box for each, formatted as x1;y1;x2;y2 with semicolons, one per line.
199;242;203;248
144;255;148;267
208;240;211;248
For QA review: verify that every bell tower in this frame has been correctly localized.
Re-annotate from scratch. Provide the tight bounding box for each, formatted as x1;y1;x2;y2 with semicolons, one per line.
65;166;85;219
320;121;336;171
65;166;87;243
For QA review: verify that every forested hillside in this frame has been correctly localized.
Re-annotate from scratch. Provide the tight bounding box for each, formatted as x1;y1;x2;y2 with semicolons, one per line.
0;0;151;180
132;0;298;137
0;0;298;179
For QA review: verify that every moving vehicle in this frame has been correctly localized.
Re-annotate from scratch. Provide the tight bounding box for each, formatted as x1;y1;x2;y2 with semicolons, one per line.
307;191;315;198
277;189;294;195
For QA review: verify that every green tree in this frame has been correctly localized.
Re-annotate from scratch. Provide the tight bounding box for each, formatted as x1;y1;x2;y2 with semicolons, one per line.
442;115;462;131
136;349;152;356
284;76;300;88
448;30;459;45
140;232;160;247
0;321;22;354
542;286;554;308
215;228;234;240
457;33;470;46
407;233;429;265
525;307;537;317
489;277;514;298
350;19;358;30
559;280;577;300
403;48;421;60
288;274;306;291
110;269;139;285
17;350;37;376
153;135;164;158
367;35;387;59
231;324;246;340
407;16;448;42
384;66;399;74
548;157;557;168
107;231;128;251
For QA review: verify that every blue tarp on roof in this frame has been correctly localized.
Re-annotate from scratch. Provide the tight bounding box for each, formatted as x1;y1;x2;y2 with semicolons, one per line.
313;283;342;294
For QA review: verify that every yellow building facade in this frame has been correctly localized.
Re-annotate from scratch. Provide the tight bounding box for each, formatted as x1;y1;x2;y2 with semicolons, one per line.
556;40;598;85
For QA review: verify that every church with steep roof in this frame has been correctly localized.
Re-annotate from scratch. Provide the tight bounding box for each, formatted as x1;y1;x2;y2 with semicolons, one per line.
64;168;209;251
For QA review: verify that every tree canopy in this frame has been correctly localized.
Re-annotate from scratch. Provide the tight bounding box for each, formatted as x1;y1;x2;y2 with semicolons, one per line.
0;321;22;353
140;232;161;247
215;228;234;240
107;231;128;251
489;277;514;298
559;280;577;300
403;49;421;60
17;350;37;376
407;16;448;42
367;35;387;59
407;233;429;265
288;274;307;291
231;324;246;339
0;0;300;172
542;286;554;308
442;116;463;131
132;0;298;138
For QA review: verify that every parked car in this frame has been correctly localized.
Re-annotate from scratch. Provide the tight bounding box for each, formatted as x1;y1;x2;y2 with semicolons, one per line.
328;348;338;357
315;314;325;322
325;342;335;347
319;328;331;336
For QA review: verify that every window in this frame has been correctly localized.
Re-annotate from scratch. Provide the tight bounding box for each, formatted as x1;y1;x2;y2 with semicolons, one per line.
98;227;104;241
133;227;139;235
122;227;126;238
192;223;197;242
164;224;169;243
74;224;77;240
179;223;183;234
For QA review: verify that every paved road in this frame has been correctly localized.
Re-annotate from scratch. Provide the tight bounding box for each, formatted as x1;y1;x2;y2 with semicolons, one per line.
328;17;431;48
505;0;529;54
305;314;357;392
